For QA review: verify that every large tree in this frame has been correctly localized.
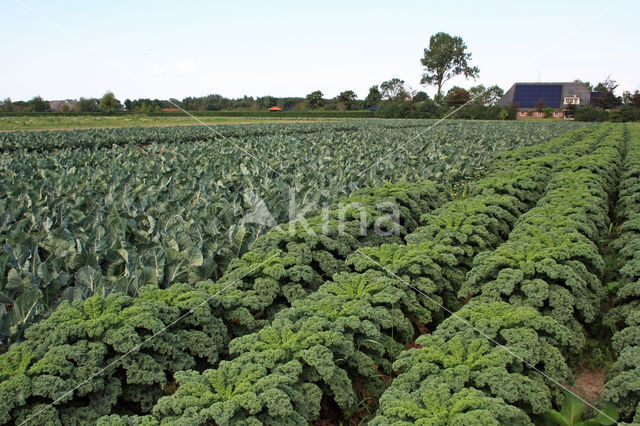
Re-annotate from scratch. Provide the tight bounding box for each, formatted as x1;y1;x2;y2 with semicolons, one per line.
380;78;409;101
98;91;122;113
336;90;357;110
74;97;99;112
420;32;479;101
364;85;382;107
0;97;13;112
628;90;640;108
594;77;622;109
469;84;504;106
444;86;470;108
305;90;324;109
412;91;429;103
27;95;50;112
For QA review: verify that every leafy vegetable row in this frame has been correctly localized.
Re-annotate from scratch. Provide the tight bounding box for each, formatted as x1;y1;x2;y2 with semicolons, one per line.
0;120;569;341
602;123;640;423
0;180;447;425
0;119;586;152
372;123;624;424
128;126;606;425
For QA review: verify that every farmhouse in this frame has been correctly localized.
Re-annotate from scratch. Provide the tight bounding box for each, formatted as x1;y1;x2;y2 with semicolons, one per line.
498;82;599;119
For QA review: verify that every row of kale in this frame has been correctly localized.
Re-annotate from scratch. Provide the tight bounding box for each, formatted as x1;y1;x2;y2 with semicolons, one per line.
601;123;640;423
0;124;600;424
371;123;624;424
90;125;608;424
0;180;449;424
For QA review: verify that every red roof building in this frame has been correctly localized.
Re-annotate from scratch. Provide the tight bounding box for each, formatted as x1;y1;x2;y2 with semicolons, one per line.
268;106;282;111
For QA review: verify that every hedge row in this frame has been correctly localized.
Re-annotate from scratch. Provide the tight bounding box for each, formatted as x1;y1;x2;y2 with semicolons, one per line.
602;124;640;422
0;110;374;118
372;123;623;424
130;126;608;424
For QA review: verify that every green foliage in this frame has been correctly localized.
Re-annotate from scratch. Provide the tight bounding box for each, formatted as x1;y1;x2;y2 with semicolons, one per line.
145;126;605;424
602;124;640;422
364;85;382;108
544;107;554;118
99;91;122;113
469;84;505;107
371;387;533;425
0;98;14;113
0;120;580;341
0;284;228;424
420;32;480;99
305;90;324;109
380;78;409;102
543;390;618;425
216;181;447;337
0;121;616;424
26;96;50;113
371;301;574;424
445;86;471;108
574;105;609;122
462;125;622;337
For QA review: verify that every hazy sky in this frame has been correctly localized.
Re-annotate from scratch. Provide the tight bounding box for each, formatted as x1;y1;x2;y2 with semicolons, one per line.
1;0;638;101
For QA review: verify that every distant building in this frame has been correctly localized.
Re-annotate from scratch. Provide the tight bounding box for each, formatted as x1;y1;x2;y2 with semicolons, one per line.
498;82;597;119
268;106;282;111
366;105;378;111
49;99;77;112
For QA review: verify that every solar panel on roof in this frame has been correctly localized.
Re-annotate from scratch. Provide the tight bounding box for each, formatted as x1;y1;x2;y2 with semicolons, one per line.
512;84;563;108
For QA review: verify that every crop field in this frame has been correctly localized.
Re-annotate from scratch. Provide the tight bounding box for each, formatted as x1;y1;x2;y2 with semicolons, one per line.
0;115;330;132
3;120;640;425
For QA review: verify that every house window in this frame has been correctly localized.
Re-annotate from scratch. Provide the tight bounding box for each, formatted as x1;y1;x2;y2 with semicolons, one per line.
519;111;526;116
537;112;543;117
564;96;580;105
553;112;560;117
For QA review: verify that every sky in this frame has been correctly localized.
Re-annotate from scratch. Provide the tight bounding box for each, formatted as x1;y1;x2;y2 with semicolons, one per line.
1;0;638;102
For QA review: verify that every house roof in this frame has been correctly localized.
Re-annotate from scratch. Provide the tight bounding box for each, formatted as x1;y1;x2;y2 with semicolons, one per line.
366;105;378;111
498;82;592;110
268;106;282;111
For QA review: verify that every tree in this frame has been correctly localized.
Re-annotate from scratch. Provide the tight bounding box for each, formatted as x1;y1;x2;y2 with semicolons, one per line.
305;90;324;109
412;91;429;103
98;91;122;113
469;84;504;106
59;102;71;113
535;100;545;112
124;98;133;111
380;78;409;101
420;32;480;100
594;77;622;109
444;86;470;108
0;97;13;112
364;85;382;107
629;90;640;108
336;90;357;110
73;97;98;112
27;95;50;112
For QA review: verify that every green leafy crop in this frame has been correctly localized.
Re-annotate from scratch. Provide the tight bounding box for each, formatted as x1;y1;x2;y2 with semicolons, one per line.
0;283;228;424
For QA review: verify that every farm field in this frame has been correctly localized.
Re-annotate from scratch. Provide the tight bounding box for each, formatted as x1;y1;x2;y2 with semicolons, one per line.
0;114;325;132
5;120;640;425
0;119;586;343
